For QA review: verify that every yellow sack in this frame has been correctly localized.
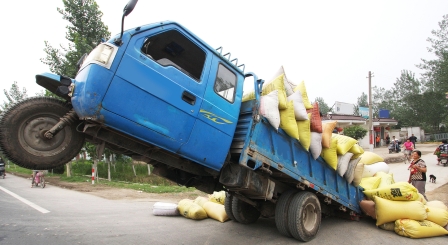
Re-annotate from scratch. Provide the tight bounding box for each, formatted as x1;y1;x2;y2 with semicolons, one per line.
375;172;395;188
352;163;364;187
178;199;208;220
279;101;299;140
395;219;448;238
293;81;313;109
331;134;357;155
378;222;395;231
374;196;427;226
358;151;384;165
417;193;427;204
426;200;448;211
348;143;364;159
363;181;420;201
203;201;229;223
194;196;209;207
359;177;381;190
208;191;226;205
425;205;448;227
242;74;287;109
321;121;337;148
321;137;338;170
297;113;311;150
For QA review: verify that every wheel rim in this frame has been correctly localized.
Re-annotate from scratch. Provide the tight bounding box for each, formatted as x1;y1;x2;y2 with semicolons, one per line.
18;115;72;157
303;203;318;231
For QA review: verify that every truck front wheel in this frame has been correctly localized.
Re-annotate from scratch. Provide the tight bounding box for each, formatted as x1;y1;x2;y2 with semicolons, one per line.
287;191;321;242
0;97;85;169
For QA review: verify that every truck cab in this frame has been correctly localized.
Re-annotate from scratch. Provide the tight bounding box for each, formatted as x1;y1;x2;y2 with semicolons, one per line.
73;21;245;173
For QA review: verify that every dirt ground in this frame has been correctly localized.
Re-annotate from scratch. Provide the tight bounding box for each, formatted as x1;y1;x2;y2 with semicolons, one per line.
9;172;448;206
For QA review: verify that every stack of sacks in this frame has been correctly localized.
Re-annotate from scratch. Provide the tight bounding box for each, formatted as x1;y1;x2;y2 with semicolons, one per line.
321;133;365;187
192;192;229;223
359;181;448;238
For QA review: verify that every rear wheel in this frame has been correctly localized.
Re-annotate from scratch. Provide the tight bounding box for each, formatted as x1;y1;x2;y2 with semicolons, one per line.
287;192;321;242
0;97;85;170
224;193;236;221
231;197;260;224
275;190;297;237
41;177;45;188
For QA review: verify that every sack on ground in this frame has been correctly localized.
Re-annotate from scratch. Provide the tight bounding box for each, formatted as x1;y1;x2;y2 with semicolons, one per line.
425;205;448;227
425;200;448;211
152;202;180;216
178;199;208;220
203;201;229;223
359;199;376;219
394;219;448;238
374;196;427;226
194;196;209;207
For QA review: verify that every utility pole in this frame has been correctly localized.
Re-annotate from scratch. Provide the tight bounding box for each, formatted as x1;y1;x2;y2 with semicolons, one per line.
368;71;374;152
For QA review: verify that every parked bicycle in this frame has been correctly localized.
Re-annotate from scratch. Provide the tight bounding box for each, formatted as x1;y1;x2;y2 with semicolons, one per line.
31;170;45;188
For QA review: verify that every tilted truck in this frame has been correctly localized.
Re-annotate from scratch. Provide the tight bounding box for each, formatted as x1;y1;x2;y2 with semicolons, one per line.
0;0;364;241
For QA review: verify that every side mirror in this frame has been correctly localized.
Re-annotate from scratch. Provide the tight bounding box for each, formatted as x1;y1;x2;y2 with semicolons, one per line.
123;0;138;17
115;0;139;46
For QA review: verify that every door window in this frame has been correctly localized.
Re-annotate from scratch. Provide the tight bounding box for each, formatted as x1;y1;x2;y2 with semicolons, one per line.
141;30;206;81
214;64;237;103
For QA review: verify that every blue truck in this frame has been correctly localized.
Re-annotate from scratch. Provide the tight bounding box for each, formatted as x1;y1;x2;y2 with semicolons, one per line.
0;0;364;241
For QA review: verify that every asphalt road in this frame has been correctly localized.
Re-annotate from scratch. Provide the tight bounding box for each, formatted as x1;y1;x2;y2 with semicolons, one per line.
1;152;447;244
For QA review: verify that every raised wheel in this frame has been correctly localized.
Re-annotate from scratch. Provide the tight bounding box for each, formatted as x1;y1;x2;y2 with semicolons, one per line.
224;192;236;221
274;190;297;237
0;97;85;170
231;196;260;224
287;191;321;242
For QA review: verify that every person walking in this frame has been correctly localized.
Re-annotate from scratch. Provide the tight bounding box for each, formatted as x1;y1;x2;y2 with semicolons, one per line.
408;150;427;201
409;134;417;149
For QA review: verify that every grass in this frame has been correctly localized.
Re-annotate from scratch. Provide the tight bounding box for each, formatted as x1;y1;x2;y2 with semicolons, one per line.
6;162;198;194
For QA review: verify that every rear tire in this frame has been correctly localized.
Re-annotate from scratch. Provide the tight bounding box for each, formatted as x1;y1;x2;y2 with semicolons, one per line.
275;190;297;237
287;191;321;242
224;193;236;221
231;197;260;224
0;97;85;170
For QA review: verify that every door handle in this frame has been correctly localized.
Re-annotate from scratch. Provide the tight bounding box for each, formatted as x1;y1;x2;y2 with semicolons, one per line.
182;91;196;105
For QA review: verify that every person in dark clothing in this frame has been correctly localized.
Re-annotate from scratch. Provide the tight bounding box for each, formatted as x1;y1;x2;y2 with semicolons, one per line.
409;134;417;149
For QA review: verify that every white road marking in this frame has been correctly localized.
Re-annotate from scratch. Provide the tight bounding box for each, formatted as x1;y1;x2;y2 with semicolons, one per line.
0;186;50;214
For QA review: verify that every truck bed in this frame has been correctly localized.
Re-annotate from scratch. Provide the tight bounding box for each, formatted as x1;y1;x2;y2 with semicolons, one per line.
230;100;364;214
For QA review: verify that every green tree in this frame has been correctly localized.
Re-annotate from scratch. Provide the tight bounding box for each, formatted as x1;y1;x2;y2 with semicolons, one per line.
1;81;28;112
41;0;110;78
343;125;368;141
314;97;330;115
353;92;368;116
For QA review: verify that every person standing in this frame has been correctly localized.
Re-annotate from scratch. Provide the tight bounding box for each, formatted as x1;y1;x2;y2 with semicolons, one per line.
409;134;417;149
376;135;380;148
385;134;390;145
408;150;427;201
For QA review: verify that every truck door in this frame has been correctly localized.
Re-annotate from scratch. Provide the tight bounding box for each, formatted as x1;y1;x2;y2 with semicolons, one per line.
178;56;244;171
101;26;211;152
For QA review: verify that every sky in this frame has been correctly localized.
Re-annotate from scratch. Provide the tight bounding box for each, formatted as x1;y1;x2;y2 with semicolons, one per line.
2;0;448;109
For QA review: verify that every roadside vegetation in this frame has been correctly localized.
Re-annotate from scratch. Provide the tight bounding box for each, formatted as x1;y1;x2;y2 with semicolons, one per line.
4;159;197;194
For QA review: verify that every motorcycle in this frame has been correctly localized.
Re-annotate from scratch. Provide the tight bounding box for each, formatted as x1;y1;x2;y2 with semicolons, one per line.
439;151;448;167
31;170;46;188
388;141;401;154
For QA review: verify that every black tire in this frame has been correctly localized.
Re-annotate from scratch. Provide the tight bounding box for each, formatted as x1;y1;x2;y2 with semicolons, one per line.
231;197;260;224
274;190;297;237
287;192;321;242
224;193;236;221
0;97;85;170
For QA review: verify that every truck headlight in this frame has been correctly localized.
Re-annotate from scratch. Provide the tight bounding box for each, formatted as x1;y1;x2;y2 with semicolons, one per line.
79;43;117;70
